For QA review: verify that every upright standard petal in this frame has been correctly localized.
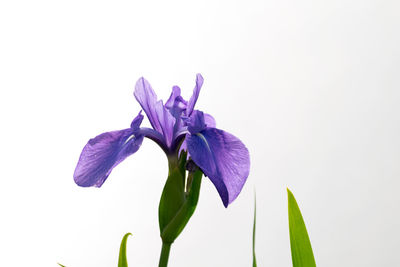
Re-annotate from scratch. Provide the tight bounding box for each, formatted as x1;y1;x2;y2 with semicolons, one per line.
134;77;175;148
186;74;204;116
154;100;175;147
186;128;250;207
134;77;163;133
165;86;187;118
74;128;144;187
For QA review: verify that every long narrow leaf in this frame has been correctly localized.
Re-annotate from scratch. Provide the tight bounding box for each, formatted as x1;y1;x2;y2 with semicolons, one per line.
287;188;316;267
252;191;257;267
118;233;132;267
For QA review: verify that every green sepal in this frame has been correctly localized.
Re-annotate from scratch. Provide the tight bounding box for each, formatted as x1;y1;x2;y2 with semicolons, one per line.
118;233;132;267
158;151;203;244
287;188;316;267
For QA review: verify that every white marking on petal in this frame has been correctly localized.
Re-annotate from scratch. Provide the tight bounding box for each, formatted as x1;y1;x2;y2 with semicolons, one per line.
196;132;211;152
123;134;136;145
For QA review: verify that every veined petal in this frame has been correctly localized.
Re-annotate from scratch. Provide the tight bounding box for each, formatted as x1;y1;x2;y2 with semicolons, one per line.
187;128;250;207
134;77;175;147
155;100;175;147
134;77;163;133
186;74;204;116
74;128;144;187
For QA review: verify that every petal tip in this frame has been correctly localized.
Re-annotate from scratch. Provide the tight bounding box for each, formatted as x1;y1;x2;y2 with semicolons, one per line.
196;73;204;82
223;199;229;208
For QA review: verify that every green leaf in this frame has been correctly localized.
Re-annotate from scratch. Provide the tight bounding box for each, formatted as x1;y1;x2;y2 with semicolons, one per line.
287;188;316;267
252;191;257;267
57;264;66;267
118;233;132;267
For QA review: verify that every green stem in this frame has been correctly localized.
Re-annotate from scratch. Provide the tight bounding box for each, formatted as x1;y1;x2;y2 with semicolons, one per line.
158;242;172;267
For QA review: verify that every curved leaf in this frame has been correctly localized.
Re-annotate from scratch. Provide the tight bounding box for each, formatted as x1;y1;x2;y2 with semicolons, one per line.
118;233;132;267
287;188;316;267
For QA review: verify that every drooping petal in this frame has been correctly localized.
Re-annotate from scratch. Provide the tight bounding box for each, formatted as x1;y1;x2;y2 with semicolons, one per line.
186;74;204;116
186;128;250;207
134;77;175;147
74;128;144;187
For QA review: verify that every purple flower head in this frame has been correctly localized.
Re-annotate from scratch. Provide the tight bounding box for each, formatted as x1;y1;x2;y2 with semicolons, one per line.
74;74;250;207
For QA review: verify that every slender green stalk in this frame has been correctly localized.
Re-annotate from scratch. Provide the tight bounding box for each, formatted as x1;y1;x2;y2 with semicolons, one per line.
252;191;257;267
158;242;172;267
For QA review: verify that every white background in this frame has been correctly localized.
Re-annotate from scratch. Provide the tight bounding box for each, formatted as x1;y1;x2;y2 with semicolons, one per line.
0;0;399;266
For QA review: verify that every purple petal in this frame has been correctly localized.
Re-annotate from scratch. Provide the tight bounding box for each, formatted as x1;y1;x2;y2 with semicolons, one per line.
138;127;169;153
154;100;175;147
165;86;181;109
177;113;215;157
165;86;187;117
179;138;188;155
134;78;161;133
187;110;207;134
186;74;204;116
134;77;175;147
204;113;216;128
74;128;144;187
186;128;250;207
130;111;144;129
165;86;187;137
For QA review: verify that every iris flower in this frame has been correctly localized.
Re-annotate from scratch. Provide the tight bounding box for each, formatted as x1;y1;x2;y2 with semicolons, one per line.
74;74;250;207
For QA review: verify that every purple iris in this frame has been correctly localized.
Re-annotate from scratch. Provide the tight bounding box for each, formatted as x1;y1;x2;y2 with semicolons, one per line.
74;74;250;207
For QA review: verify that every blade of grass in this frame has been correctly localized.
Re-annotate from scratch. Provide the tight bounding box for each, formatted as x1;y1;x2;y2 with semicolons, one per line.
287;188;316;267
252;191;257;267
118;233;132;267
